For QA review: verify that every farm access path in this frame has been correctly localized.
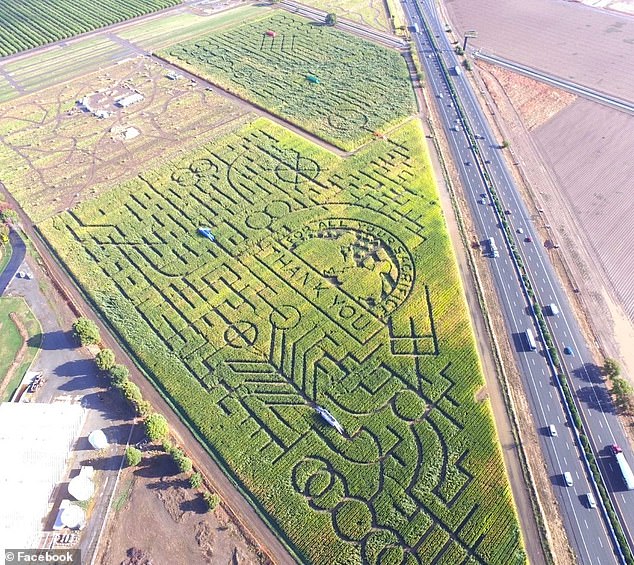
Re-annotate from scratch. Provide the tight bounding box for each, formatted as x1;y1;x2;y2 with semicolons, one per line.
0;184;297;565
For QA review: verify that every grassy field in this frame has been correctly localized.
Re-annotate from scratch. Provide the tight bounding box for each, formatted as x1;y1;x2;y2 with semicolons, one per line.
0;239;11;275
301;0;391;31
160;12;415;151
116;6;262;51
0;0;180;57
41;117;524;564
1;36;131;95
0;76;16;104
0;57;249;223
0;297;41;402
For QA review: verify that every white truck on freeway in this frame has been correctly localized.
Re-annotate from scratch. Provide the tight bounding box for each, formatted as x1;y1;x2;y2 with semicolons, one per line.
611;444;634;490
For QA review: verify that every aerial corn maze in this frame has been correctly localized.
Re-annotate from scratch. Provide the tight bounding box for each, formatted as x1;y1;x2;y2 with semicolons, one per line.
161;13;416;151
41;117;525;564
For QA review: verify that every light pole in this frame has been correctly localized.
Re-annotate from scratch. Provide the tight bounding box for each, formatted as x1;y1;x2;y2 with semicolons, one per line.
463;30;478;52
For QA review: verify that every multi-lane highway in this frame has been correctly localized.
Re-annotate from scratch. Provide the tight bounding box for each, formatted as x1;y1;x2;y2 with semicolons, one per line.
402;0;634;562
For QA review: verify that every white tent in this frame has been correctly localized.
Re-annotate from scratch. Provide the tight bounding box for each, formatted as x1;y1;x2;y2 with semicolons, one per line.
88;429;108;450
67;475;94;501
61;505;85;529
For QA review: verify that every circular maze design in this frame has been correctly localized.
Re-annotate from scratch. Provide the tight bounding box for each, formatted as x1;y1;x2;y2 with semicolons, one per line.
266;200;291;218
334;500;373;542
245;211;272;230
286;217;415;315
171;169;197;186
269;305;301;330
275;153;320;184
190;158;217;174
224;321;258;348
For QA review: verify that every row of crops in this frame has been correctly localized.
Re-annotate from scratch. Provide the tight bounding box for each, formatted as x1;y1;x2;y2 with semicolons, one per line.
160;12;416;151
0;0;180;57
40;118;525;564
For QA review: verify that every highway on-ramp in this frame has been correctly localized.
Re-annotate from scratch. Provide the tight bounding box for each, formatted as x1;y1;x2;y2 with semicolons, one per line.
403;0;634;562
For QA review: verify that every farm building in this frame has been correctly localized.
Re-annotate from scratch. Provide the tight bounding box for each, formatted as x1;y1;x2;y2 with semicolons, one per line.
115;92;144;108
78;95;94;113
0;402;86;551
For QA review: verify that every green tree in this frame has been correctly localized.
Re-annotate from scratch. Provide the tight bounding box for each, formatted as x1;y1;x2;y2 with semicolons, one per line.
325;13;337;26
604;358;621;379
203;492;220;511
121;380;143;405
135;399;152;418
95;348;115;372
72;317;100;346
189;472;203;489
108;364;130;388
612;377;634;413
0;207;18;224
161;438;174;453
177;455;193;474
501;139;510;149
145;413;169;442
125;446;142;467
0;224;8;246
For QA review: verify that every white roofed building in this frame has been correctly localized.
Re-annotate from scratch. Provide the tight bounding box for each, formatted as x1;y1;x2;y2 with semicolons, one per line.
0;402;86;552
115;92;144;108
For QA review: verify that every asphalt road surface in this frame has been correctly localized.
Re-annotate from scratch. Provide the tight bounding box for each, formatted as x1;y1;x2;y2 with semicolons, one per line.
403;0;634;562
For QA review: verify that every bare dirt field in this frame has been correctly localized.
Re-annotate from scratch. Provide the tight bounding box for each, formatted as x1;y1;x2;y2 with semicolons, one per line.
0;57;249;222
443;0;634;102
99;453;267;565
534;100;634;318
477;63;577;131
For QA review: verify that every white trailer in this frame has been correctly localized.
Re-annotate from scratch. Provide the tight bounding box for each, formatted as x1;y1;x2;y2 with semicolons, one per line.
611;444;634;490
